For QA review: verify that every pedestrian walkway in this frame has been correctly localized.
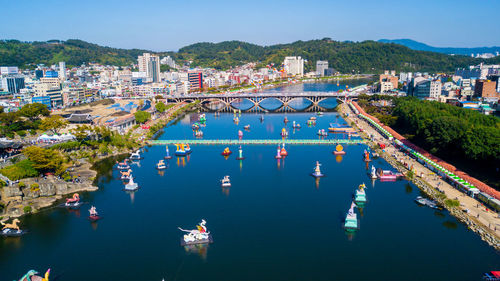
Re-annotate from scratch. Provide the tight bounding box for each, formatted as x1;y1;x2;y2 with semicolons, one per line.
149;139;364;145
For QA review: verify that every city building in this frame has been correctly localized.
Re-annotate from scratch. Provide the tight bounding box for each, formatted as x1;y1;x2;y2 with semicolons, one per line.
412;79;442;99
379;70;399;89
1;76;25;94
138;53;161;83
283;56;304;76
188;71;203;91
32;96;52;109
0;66;19;75
58;62;66;80
474;79;498;99
35;77;63;108
316;61;328;77
44;70;58;78
455;64;500;79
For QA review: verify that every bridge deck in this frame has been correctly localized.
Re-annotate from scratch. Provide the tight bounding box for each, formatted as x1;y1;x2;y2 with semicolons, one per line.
149;139;364;145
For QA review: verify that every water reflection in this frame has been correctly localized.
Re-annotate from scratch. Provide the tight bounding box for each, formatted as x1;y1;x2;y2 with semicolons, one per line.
183;243;209;260
125;191;136;204
443;221;458;230
90;221;99;231
405;183;413;194
315;178;320;189
335;155;343;163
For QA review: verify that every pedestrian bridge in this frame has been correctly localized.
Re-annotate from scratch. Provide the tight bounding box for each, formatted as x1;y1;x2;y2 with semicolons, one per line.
148;139;364;146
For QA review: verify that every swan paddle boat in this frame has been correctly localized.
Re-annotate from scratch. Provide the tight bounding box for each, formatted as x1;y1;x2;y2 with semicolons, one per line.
178;219;213;246
199;114;206;122
1;219;27;237
292;121;301;129
311;161;325;178
363;150;371;162
88;206;102;221
221;175;231;187
124;175;139;191
244;125;250;130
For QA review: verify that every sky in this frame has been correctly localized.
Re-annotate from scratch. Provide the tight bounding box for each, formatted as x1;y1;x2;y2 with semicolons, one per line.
3;0;500;51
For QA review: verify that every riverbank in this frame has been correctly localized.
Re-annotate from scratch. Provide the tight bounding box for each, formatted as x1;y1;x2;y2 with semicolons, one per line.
340;102;500;250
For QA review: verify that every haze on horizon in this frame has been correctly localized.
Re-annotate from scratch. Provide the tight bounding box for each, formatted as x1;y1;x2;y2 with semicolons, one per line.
3;0;500;51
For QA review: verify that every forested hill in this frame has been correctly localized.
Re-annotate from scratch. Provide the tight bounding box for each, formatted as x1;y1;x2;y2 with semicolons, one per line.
0;39;153;68
2;38;499;72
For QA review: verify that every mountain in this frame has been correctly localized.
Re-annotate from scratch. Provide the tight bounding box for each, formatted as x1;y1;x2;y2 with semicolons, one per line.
1;38;500;73
378;39;500;56
177;39;500;72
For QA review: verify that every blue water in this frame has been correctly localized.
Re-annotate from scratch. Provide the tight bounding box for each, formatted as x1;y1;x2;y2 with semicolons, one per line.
1;83;499;281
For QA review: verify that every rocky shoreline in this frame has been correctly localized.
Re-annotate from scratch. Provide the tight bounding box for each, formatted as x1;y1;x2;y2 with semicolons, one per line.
0;162;98;220
341;103;500;251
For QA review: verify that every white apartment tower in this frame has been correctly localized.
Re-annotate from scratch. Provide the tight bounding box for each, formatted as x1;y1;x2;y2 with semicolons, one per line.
138;53;161;83
316;61;328;77
58;62;66;80
283;56;304;76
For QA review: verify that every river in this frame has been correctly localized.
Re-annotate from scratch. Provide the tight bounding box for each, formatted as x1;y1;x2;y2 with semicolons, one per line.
1;81;499;281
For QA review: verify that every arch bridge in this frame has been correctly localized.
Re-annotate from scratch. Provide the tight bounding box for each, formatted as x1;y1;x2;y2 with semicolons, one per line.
166;91;354;112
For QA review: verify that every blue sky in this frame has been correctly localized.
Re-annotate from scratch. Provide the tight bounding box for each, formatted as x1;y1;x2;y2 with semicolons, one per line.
3;0;500;51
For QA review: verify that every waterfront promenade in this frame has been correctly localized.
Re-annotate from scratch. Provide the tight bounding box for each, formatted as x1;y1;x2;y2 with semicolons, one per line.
341;103;500;246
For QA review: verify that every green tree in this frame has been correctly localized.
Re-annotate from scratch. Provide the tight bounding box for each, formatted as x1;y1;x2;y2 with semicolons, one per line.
155;102;167;113
39;115;68;134
134;110;151;124
18;103;50;121
23;146;64;173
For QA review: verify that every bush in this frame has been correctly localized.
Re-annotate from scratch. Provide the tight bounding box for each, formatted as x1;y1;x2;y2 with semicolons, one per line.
0;160;39;180
30;183;39;191
23;205;32;214
0;179;6;187
444;199;460;208
29;129;37;135
18;181;26;188
16;130;27;137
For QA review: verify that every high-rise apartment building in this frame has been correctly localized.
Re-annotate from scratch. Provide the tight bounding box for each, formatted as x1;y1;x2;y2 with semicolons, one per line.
188;71;203;91
59;62;66;80
283;56;304;76
138;53;161;83
316;61;328;77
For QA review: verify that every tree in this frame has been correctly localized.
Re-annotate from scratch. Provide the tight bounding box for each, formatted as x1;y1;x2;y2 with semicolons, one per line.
0;111;19;126
18;103;50;121
23;146;64;173
39;115;68;134
155;102;167;113
134;110;151;124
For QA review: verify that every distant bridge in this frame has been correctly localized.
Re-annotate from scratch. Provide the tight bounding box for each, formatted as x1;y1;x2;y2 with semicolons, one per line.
166;91;360;113
148;139;364;146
